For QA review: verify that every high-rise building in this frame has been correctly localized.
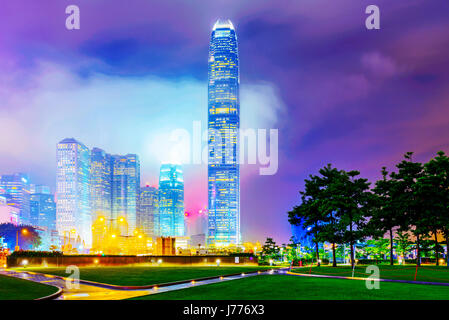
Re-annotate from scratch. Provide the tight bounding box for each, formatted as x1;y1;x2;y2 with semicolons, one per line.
207;19;241;246
156;164;184;237
30;192;56;230
0;173;31;225
56;138;91;248
90;148;113;222
111;154;140;235
138;186;158;238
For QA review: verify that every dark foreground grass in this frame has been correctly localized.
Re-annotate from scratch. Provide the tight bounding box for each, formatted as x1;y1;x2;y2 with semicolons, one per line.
0;274;58;300
132;274;449;300
291;265;449;283
15;266;273;286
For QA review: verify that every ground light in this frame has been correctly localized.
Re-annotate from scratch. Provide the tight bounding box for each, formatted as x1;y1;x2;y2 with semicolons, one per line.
216;259;221;267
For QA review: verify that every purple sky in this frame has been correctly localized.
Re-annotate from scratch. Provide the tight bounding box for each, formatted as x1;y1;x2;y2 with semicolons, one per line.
0;0;448;244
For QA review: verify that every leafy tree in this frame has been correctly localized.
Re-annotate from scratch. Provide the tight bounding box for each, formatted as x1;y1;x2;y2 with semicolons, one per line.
368;167;402;265
288;174;326;266
261;237;280;261
0;223;41;250
419;151;449;266
391;152;425;265
395;231;413;260
320;168;372;268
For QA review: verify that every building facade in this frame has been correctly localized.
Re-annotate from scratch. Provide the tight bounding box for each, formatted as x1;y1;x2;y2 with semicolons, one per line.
56;138;91;249
156;164;184;237
111;154;140;235
207;19;241;246
138;186;158;238
30;192;56;231
0;173;31;225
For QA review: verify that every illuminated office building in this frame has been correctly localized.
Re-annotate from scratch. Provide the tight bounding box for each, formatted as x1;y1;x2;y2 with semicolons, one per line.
30;191;56;231
207;19;241;246
90;148;113;222
56;138;91;248
0;173;31;225
156;164;184;237
111;154;140;235
138;186;158;238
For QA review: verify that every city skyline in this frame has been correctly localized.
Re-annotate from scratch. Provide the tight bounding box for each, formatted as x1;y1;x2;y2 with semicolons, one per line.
0;1;448;244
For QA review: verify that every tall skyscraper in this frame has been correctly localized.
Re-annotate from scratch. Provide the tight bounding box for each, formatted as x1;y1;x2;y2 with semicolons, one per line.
156;164;184;237
137;186;158;237
0;173;31;225
56;138;91;248
207;19;241;246
111;154;140;235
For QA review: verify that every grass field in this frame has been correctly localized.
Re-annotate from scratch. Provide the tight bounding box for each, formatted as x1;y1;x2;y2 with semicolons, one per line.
290;265;449;283
132;274;449;300
15;266;273;286
0;274;59;300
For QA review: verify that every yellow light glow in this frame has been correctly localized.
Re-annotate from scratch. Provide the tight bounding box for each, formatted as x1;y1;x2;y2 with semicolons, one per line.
21;229;28;235
111;234;116;238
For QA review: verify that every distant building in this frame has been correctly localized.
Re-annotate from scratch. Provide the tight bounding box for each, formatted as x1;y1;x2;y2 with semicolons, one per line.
155;237;176;255
90;148;113;223
0;196;19;225
30;192;56;230
111;154;140;235
156;164;184;237
56;138;91;248
0;173;31;225
138;186;158;238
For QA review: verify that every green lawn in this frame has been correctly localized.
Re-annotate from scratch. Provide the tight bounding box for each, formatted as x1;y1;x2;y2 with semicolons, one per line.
0;274;59;300
15;266;273;286
291;265;449;283
132;274;449;300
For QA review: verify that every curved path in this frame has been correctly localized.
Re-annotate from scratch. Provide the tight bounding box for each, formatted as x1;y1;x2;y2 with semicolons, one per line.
0;268;283;300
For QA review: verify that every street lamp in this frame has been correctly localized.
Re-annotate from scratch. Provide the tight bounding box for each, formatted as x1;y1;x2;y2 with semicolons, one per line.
15;228;28;251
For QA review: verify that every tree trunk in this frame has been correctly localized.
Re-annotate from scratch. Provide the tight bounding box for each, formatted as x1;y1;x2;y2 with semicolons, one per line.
349;223;355;268
315;241;320;267
416;234;421;266
332;243;337;267
434;230;439;266
389;228;394;266
350;242;355;268
446;231;449;268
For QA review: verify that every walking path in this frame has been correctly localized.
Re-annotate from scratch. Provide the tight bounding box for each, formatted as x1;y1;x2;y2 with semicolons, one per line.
0;268;282;300
286;270;449;286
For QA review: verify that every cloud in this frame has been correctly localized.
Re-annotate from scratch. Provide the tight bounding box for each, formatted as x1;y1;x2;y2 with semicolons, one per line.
0;60;285;186
361;52;403;78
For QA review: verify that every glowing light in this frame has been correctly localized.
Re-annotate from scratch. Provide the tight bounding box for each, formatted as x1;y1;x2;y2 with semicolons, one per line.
22;259;28;266
191;280;195;284
157;259;163;264
94;259;99;264
111;234;116;238
21;228;28;235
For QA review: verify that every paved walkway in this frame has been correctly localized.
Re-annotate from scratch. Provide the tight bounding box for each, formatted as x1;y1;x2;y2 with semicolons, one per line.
0;268;281;300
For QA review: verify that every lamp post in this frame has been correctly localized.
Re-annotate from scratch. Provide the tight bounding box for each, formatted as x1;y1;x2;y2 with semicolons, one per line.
15;228;28;251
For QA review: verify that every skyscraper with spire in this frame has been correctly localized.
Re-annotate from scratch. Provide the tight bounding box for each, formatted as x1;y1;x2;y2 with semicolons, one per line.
207;19;240;246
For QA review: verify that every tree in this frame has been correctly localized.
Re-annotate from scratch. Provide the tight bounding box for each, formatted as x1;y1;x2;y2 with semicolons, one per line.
419;151;449;266
261;238;280;261
320;167;372;268
395;232;413;261
289;173;326;266
391;152;425;266
0;223;41;250
369;167;402;265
